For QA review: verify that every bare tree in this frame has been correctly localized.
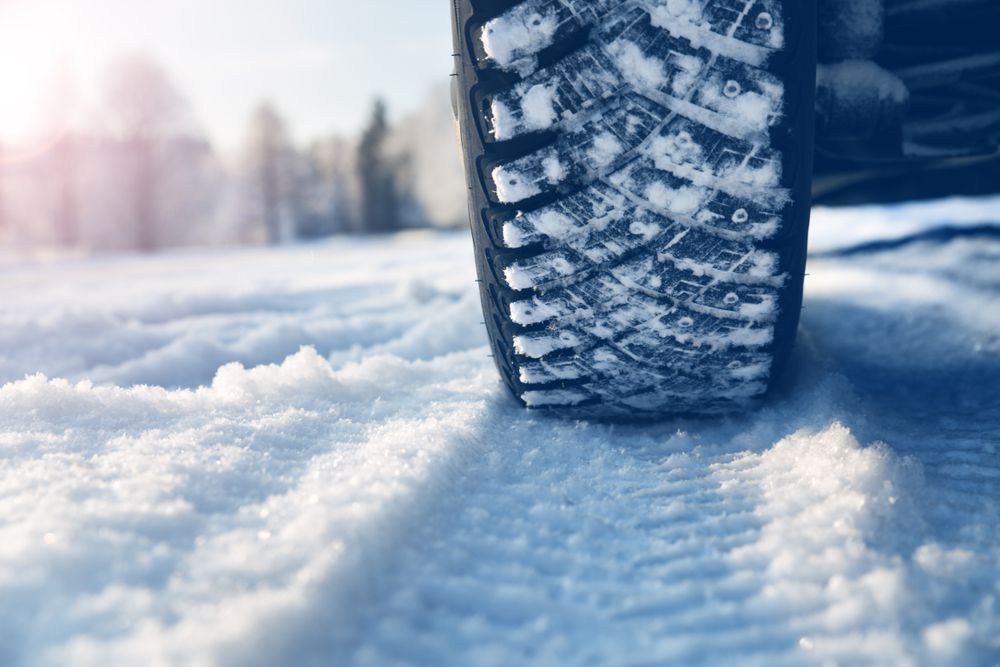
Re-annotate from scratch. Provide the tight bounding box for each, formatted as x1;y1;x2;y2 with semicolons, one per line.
51;135;78;247
0;142;5;239
101;54;187;251
327;139;356;234
356;98;402;233
41;65;80;247
243;102;293;244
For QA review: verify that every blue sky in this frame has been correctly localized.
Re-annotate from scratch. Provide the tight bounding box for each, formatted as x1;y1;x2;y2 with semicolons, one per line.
0;0;454;149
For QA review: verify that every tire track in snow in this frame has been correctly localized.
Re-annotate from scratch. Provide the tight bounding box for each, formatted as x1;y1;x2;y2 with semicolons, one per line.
341;233;1000;666
346;370;998;666
0;223;998;666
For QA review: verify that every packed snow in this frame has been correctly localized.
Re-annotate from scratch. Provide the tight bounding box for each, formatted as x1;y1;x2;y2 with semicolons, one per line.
645;0;780;65
480;5;560;75
2;198;1000;666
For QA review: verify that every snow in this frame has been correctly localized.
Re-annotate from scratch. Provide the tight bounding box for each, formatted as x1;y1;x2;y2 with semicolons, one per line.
2;198;1000;666
587;131;624;168
480;6;559;74
810;194;1000;253
646;2;776;66
817;59;909;106
645;181;705;215
488;99;516;141
541;155;566;184
519;84;559;132
608;39;668;91
695;73;781;135
491;164;541;203
490;82;562;141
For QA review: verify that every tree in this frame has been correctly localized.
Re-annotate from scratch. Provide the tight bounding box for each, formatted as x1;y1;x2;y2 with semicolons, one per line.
303;137;355;237
0;142;5;239
325;139;356;234
243;101;293;244
50;135;78;247
389;83;468;228
356;98;402;233
41;64;80;247
101;54;187;251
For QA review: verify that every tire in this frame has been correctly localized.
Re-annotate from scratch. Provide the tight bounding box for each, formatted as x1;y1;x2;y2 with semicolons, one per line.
451;0;817;419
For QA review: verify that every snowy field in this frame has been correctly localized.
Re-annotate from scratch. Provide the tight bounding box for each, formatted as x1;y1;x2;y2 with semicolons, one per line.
1;197;999;666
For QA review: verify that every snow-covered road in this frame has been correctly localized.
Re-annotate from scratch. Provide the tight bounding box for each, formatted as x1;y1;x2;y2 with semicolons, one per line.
1;199;999;666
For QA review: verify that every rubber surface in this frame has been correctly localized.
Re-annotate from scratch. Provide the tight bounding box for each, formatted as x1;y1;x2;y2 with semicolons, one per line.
452;0;816;418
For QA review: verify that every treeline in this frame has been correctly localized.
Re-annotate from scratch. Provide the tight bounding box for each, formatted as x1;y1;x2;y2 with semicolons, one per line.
0;54;466;253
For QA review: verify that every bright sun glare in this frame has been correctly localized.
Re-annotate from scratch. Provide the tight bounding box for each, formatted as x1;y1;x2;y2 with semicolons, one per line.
0;5;97;150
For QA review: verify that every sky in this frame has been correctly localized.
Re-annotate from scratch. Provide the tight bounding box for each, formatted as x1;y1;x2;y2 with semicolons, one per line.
0;0;454;151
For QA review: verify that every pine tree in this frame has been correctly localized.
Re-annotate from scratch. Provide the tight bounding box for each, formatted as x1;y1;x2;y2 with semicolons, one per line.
356;99;401;233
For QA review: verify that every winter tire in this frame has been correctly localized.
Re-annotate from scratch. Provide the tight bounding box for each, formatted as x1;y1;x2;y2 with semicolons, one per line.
451;0;817;418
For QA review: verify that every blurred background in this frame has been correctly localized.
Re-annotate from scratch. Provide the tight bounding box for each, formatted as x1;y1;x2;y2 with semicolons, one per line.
0;0;465;255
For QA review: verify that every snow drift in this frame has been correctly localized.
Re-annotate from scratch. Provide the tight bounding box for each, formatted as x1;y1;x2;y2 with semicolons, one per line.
0;200;998;666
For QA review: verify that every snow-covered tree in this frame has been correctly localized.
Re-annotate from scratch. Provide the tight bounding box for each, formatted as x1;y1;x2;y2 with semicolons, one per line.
301;137;356;237
243;102;296;244
49;136;78;247
389;83;467;229
40;64;80;247
101;54;191;251
356;99;403;233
